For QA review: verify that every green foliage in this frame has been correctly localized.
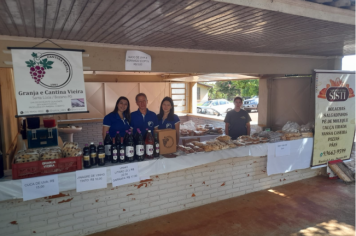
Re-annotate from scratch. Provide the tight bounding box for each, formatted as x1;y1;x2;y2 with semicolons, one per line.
40;58;54;69
208;80;259;100
25;60;36;68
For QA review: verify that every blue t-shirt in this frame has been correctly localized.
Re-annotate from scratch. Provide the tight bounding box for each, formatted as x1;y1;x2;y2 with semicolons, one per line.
103;112;131;138
157;114;180;130
130;109;158;137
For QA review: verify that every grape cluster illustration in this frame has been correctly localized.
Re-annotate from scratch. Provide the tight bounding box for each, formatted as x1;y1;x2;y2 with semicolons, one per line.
25;53;54;84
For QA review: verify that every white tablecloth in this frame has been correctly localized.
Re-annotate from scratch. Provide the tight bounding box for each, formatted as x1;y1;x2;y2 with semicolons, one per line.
0;144;269;201
267;138;313;176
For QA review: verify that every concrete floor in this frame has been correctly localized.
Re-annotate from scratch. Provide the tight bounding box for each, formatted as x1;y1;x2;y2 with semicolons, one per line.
91;176;355;236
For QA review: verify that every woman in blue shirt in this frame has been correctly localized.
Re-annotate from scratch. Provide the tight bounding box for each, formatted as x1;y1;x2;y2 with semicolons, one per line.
102;97;131;139
157;97;180;142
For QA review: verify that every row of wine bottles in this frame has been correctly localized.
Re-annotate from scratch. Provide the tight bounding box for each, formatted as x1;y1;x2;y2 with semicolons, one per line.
82;128;159;168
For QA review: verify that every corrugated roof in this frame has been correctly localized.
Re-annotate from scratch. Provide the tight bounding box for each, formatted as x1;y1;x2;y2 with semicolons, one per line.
0;0;354;57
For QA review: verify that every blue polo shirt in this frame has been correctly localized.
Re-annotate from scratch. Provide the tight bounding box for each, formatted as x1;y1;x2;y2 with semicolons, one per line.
157;114;180;130
130;109;158;137
103;112;131;138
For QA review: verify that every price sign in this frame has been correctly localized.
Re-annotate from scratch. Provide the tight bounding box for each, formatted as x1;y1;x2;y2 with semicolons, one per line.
111;163;140;187
76;168;107;192
22;175;59;201
275;142;291;157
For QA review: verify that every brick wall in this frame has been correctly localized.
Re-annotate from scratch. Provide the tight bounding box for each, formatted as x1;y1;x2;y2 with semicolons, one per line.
59;123;102;148
0;156;321;236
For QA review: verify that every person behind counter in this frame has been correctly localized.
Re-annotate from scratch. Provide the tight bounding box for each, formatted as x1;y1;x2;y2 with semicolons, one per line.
131;93;158;137
224;96;251;140
157;96;180;141
102;96;131;139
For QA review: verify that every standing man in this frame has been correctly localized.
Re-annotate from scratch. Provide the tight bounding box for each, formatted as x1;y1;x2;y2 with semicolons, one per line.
224;96;251;140
131;93;158;137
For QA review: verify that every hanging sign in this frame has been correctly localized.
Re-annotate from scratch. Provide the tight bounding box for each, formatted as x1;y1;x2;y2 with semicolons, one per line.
11;49;87;116
125;50;151;71
21;175;59;201
312;71;355;166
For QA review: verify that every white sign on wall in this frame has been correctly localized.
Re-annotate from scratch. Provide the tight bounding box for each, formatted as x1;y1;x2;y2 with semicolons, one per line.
125;50;151;71
76;168;107;192
11;49;87;116
21;175;59;201
111;163;140;187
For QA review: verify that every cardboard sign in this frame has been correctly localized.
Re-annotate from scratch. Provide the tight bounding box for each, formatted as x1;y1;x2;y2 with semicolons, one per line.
11;49;87;116
156;129;177;154
125;50;151;71
275;142;291;157
22;175;59;201
111;163;140;187
76;168;107;192
312;71;355;166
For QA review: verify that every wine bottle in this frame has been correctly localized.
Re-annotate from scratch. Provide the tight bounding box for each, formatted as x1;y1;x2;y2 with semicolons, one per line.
154;132;160;158
111;139;118;164
89;142;97;166
135;129;145;161
104;131;113;162
145;130;154;159
114;131;121;146
119;137;125;163
125;132;135;162
98;142;105;166
83;144;91;168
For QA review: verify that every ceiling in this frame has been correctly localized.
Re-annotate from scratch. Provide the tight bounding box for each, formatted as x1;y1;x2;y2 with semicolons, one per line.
0;0;354;57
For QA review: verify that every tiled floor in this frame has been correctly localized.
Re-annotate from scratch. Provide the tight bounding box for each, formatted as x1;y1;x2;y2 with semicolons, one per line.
91;176;355;236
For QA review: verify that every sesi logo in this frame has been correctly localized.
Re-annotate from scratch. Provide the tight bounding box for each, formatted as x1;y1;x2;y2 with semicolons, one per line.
326;87;349;102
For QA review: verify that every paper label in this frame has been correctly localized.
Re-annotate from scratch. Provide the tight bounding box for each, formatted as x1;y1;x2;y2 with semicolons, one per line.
125;50;151;71
105;145;111;155
98;153;105;159
136;145;144;155
119;149;125;160
83;155;90;161
76;168;107;192
112;149;118;160
126;146;134;157
146;145;153;155
275;142;291;157
22;175;59;201
90;152;97;158
111;163;140;187
155;143;160;153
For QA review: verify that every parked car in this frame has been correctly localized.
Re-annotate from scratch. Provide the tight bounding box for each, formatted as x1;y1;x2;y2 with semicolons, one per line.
242;96;259;112
197;99;234;115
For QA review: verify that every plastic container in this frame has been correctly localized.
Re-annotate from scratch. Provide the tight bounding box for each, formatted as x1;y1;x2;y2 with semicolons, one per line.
43;115;56;128
27;117;40;129
12;155;82;180
27;128;58;149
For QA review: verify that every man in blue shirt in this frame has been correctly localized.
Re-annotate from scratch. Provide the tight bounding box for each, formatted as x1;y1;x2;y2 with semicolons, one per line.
131;93;158;137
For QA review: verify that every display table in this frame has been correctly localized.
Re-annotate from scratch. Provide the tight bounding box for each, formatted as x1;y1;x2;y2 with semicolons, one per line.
178;134;221;145
0;143;268;201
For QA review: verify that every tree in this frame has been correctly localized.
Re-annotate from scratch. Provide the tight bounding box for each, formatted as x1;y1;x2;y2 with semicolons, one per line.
208;80;259;100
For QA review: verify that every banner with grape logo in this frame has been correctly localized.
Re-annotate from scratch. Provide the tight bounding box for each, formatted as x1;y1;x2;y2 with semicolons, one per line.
312;71;355;166
11;49;87;116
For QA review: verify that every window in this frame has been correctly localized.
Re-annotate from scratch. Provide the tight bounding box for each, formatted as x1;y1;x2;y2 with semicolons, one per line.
171;83;187;112
220;100;226;105
197;87;201;100
212;101;218;106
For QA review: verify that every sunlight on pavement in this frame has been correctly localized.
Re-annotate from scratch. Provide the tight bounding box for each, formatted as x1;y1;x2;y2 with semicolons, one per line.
291;220;355;236
267;189;290;198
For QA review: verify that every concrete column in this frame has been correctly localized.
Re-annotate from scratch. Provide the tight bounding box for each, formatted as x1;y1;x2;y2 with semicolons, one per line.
189;83;197;114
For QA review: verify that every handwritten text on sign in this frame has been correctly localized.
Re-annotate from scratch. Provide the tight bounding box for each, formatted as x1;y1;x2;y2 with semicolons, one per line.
22;175;59;201
125;50;151;71
111;163;140;187
275;142;291;157
76;168;107;192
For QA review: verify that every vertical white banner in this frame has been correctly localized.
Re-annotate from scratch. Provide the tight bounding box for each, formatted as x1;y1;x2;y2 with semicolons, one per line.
312;71;355;166
11;49;87;116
